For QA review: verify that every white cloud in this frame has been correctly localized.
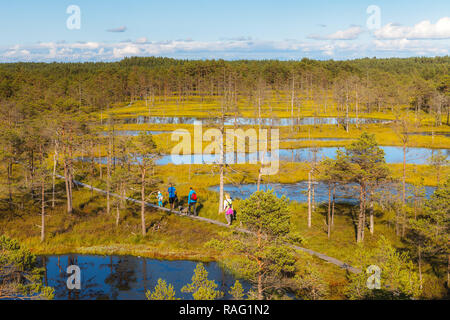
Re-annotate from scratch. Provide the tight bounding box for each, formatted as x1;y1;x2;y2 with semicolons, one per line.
220;36;252;41
70;42;100;49
308;26;364;40
0;36;447;62
374;17;450;40
408;17;450;39
135;37;149;44
373;23;410;40
113;44;141;58
373;39;448;55
0;40;341;61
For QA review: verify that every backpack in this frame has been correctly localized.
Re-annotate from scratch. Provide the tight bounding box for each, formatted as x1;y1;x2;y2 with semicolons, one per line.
191;192;197;201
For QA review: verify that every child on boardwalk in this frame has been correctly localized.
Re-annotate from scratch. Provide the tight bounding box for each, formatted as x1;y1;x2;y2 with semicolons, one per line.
157;191;163;207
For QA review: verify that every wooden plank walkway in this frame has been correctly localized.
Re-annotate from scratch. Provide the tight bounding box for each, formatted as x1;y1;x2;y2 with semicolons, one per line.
59;174;361;274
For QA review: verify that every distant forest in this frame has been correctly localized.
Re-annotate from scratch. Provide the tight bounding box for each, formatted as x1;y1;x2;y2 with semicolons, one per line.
0;56;448;118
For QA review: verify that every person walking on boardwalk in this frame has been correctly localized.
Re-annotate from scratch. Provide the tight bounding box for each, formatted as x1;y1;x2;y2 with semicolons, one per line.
224;193;234;226
157;191;163;207
168;183;177;211
188;187;198;216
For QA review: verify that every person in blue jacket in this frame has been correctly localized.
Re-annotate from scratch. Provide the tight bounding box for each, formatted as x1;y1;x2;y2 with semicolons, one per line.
167;183;177;211
188;187;198;216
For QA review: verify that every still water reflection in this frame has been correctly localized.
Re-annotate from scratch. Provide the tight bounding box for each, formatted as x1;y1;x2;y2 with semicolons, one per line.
120;116;389;126
100;130;168;136
209;182;436;205
38;255;250;300
155;146;448;165
79;146;448;166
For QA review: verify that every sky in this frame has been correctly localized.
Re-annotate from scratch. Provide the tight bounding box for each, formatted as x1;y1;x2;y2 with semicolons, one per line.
0;0;449;62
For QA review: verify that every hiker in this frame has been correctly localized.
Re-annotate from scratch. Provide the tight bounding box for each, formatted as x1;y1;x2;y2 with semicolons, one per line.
188;187;198;216
224;193;234;226
157;191;163;207
168;183;177;211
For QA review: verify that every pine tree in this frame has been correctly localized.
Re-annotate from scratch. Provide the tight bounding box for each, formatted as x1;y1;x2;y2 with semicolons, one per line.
428;150;448;188
146;279;178;300
229;280;245;300
0;235;54;299
127;132;159;236
346;237;422;299
408;178;449;288
181;263;223;300
294;263;329;300
334;132;390;242
207;191;296;299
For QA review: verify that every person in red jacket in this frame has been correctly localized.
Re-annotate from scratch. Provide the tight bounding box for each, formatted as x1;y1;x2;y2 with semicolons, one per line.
188;187;198;216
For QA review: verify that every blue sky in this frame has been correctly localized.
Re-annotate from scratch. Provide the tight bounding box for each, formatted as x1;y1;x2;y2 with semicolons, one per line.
0;0;449;61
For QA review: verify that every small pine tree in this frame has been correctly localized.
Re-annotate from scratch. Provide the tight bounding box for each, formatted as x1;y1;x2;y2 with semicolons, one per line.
408;178;449;288
295;263;329;300
229;280;245;300
205;190;296;300
428;151;448;187
346;237;422;299
181;263;223;300
0;235;54;299
146;278;178;300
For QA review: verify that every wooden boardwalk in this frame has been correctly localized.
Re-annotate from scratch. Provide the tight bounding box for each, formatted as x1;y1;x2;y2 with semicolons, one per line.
59;175;361;274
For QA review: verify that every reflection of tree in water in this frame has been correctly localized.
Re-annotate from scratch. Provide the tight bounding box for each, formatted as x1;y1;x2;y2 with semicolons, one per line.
43;255;111;300
131;116;196;125
40;255;251;300
217;264;228;294
103;256;138;299
46;254;82;300
281;148;324;163
41;256;48;287
123;115;389;127
218;181;436;208
142;259;148;293
67;254;80;300
53;255;139;300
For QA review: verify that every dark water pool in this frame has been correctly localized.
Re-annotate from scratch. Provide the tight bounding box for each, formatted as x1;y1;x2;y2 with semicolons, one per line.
38;255;251;300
